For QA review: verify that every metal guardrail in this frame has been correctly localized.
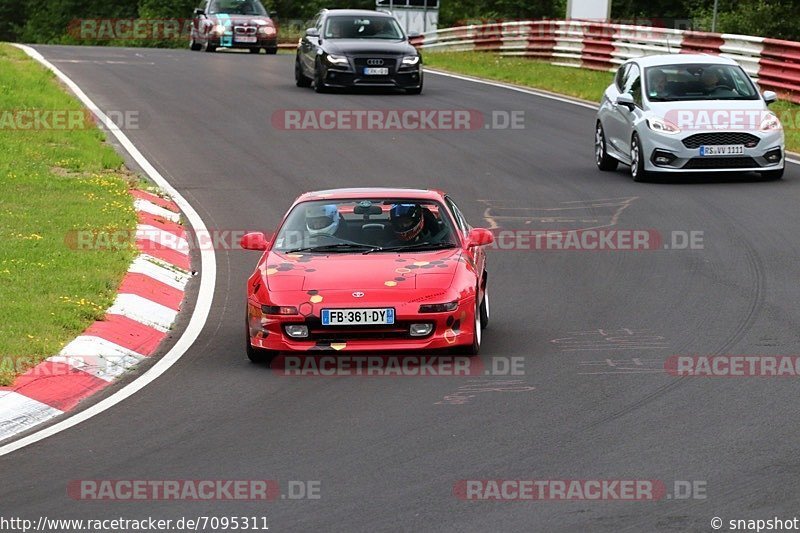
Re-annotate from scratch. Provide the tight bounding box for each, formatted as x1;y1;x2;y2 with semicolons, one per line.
410;20;800;103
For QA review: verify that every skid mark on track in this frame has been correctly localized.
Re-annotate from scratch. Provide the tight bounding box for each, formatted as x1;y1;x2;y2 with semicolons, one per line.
552;328;670;352
435;379;536;405
577;358;665;375
479;197;638;231
586;200;766;428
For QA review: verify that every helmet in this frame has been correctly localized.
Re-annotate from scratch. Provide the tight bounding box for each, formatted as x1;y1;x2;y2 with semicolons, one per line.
305;204;340;236
390;203;423;241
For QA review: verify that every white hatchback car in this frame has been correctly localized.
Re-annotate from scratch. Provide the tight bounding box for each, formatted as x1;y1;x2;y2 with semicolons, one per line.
595;54;785;181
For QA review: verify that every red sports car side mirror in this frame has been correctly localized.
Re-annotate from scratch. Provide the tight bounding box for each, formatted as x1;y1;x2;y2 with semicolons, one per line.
240;232;268;251
467;228;494;248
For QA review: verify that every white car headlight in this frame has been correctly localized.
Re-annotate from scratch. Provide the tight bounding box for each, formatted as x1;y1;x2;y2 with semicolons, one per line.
760;112;782;132
325;54;349;65
257;25;276;36
647;117;681;135
213;24;227;35
402;55;420;66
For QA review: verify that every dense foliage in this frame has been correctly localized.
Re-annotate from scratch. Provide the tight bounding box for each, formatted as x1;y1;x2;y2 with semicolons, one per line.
0;0;796;43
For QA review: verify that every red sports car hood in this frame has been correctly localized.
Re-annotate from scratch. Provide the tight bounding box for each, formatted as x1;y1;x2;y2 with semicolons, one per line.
262;248;464;291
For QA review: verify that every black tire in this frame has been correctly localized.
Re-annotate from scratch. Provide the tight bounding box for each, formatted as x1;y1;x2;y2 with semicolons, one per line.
465;298;482;356
595;121;618;171
190;38;202;51
249;47;260;54
295;57;312;87
479;285;489;330
760;167;784;180
204;40;216;53
314;60;328;93
265;47;278;55
630;133;650;182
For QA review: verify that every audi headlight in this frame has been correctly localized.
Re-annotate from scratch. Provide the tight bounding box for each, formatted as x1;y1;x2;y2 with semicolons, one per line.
325;54;349;65
402;55;420;66
760;112;782;132
647;117;681;135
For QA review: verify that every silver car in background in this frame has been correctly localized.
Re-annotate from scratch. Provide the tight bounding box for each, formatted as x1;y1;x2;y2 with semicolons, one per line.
595;54;785;181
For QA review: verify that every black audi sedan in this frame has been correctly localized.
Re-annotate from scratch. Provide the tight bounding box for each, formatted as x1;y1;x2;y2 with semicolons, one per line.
295;9;423;94
190;0;278;54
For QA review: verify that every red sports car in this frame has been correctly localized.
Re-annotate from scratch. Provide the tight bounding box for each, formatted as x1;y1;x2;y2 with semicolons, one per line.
240;188;494;362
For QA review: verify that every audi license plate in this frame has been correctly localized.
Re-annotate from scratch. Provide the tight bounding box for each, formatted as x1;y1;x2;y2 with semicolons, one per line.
699;144;744;156
321;308;395;326
235;35;257;43
363;67;389;75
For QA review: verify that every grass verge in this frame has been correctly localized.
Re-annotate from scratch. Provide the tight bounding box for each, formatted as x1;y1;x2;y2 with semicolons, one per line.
0;44;138;385
424;51;800;154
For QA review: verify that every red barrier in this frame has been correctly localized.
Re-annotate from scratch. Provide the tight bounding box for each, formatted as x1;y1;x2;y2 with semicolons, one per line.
759;38;800;103
581;23;616;71
679;31;724;54
415;20;800;103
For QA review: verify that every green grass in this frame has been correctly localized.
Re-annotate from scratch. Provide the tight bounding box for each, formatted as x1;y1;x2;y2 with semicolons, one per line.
770;100;800;155
0;44;138;385
424;51;800;154
424;51;614;103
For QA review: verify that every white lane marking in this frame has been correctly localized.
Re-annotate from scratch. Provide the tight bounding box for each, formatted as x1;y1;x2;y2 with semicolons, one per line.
424;68;800;166
136;224;190;255
0;392;63;442
0;45;217;456
49;353;143;382
424;68;598;110
51;335;146;382
107;294;178;332
134;198;182;223
128;254;191;289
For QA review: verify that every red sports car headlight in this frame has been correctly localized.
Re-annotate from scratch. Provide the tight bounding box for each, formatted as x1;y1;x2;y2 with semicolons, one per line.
262;305;298;315
419;301;458;313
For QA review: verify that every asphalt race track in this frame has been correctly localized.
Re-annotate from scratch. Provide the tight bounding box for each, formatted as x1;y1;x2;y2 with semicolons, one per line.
2;46;800;532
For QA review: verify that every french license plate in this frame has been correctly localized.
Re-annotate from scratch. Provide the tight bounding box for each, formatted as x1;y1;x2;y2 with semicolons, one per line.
235;35;257;43
699;144;744;156
321;308;395;326
363;67;389;75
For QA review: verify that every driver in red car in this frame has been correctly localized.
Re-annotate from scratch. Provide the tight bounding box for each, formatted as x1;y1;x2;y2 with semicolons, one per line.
388;203;438;244
305;203;362;245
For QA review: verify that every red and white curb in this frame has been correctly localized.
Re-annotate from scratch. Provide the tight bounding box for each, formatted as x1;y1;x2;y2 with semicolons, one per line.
0;188;191;441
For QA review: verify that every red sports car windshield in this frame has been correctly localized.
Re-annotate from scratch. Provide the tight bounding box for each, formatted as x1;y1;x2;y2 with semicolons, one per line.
273;199;459;253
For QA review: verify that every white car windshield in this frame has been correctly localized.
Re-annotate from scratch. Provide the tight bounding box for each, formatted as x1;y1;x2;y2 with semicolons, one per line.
645;64;760;102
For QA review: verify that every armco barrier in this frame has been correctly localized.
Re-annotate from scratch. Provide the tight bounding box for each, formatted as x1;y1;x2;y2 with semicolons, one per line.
410;20;800;103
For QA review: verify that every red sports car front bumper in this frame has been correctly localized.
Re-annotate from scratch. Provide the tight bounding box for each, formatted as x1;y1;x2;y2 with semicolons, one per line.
247;296;477;353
